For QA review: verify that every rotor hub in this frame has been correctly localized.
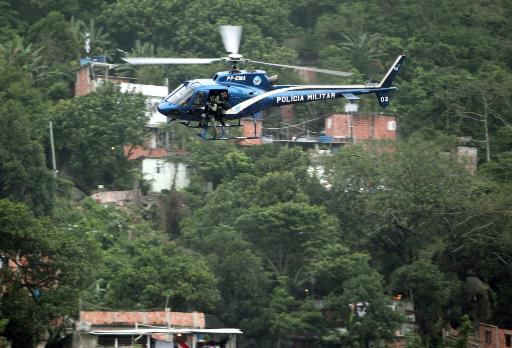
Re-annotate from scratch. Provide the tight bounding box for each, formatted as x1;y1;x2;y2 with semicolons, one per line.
228;53;243;61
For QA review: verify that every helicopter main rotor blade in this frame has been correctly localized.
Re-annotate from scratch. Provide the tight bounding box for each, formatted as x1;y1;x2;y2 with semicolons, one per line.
250;60;353;77
122;57;222;65
219;25;242;54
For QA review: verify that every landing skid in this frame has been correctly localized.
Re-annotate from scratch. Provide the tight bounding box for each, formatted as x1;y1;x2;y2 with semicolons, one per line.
196;134;260;141
183;114;260;141
176;119;243;129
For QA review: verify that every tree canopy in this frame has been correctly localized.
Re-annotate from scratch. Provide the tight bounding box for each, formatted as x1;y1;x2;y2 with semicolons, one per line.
1;1;512;347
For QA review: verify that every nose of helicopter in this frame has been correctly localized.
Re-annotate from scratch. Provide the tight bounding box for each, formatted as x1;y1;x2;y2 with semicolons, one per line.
157;101;179;116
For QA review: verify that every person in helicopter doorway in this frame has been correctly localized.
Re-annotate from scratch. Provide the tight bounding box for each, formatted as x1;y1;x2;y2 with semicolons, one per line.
214;91;230;138
201;94;218;138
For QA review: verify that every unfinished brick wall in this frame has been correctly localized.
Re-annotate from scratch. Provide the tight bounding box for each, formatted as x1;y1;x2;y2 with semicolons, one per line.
80;311;205;328
479;324;512;348
281;104;294;122
74;66;96;96
324;113;397;141
239;118;262;145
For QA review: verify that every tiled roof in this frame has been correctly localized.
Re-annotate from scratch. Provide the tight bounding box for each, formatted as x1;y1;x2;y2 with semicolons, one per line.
125;145;168;160
80;311;205;328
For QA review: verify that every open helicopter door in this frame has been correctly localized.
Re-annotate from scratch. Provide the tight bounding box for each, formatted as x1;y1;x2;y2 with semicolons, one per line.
199;89;237;140
197;90;260;141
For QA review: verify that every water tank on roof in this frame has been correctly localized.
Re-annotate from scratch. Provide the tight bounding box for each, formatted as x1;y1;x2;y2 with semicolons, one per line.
344;103;358;113
91;55;107;63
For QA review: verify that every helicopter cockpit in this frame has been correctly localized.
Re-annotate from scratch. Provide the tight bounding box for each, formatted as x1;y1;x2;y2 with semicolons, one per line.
165;82;198;106
159;80;231;121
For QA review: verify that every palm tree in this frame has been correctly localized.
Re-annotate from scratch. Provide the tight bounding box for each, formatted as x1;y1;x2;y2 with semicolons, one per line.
70;17;110;57
0;36;44;76
339;32;384;80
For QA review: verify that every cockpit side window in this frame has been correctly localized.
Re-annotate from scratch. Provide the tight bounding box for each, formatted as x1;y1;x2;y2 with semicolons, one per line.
165;84;194;106
191;91;206;107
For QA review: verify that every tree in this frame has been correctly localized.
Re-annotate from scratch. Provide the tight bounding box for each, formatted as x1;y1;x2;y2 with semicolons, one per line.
27;11;81;100
52;83;148;192
192;225;271;330
0;199;99;347
0;60;54;215
265;279;306;348
309;243;402;347
391;259;455;348
0;36;44;77
323;137;512;342
28;11;80;65
100;235;219;311
235;202;338;283
0;1;18;42
454;315;472;348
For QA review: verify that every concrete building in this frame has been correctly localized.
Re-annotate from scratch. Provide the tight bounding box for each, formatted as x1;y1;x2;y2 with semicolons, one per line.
75;310;203;348
74;310;242;348
127;146;190;192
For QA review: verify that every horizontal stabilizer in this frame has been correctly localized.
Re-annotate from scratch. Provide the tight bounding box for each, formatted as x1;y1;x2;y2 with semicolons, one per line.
342;93;360;101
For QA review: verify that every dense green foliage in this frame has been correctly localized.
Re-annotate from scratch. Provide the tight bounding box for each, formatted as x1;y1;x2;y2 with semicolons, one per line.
52;83;148;192
0;1;512;347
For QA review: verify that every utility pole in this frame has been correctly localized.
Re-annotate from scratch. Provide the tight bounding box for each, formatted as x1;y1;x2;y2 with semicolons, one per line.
165;295;173;344
49;121;58;176
483;95;491;162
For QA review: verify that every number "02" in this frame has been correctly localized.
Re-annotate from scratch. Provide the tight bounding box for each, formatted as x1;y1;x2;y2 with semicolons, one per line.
380;96;389;102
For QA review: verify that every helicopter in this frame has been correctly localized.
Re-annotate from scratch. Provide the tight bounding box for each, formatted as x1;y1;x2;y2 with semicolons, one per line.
123;26;406;140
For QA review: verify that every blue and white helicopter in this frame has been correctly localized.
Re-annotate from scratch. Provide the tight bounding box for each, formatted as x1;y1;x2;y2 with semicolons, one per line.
123;26;406;140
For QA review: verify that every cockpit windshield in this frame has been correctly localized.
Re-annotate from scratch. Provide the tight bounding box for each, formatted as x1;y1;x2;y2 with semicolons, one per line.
165;84;194;106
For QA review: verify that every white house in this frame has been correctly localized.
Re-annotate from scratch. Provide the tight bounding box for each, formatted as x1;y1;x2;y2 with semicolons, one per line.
119;82;170;148
119;83;191;193
75;65;190;193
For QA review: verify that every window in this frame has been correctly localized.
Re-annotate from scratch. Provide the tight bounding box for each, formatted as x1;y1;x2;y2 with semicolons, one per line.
387;120;397;131
506;334;511;347
156;129;168;148
485;330;492;345
326;118;332;129
156;161;166;174
98;336;115;346
98;336;132;347
165;84;194;105
146;98;158;111
191;91;206;107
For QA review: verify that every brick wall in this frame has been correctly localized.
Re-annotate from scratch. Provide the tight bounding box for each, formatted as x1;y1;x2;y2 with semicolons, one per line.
324;113;397;142
281;104;294;122
90;190;141;204
479;323;512;348
239;118;262;145
80;311;205;328
74;66;96;96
